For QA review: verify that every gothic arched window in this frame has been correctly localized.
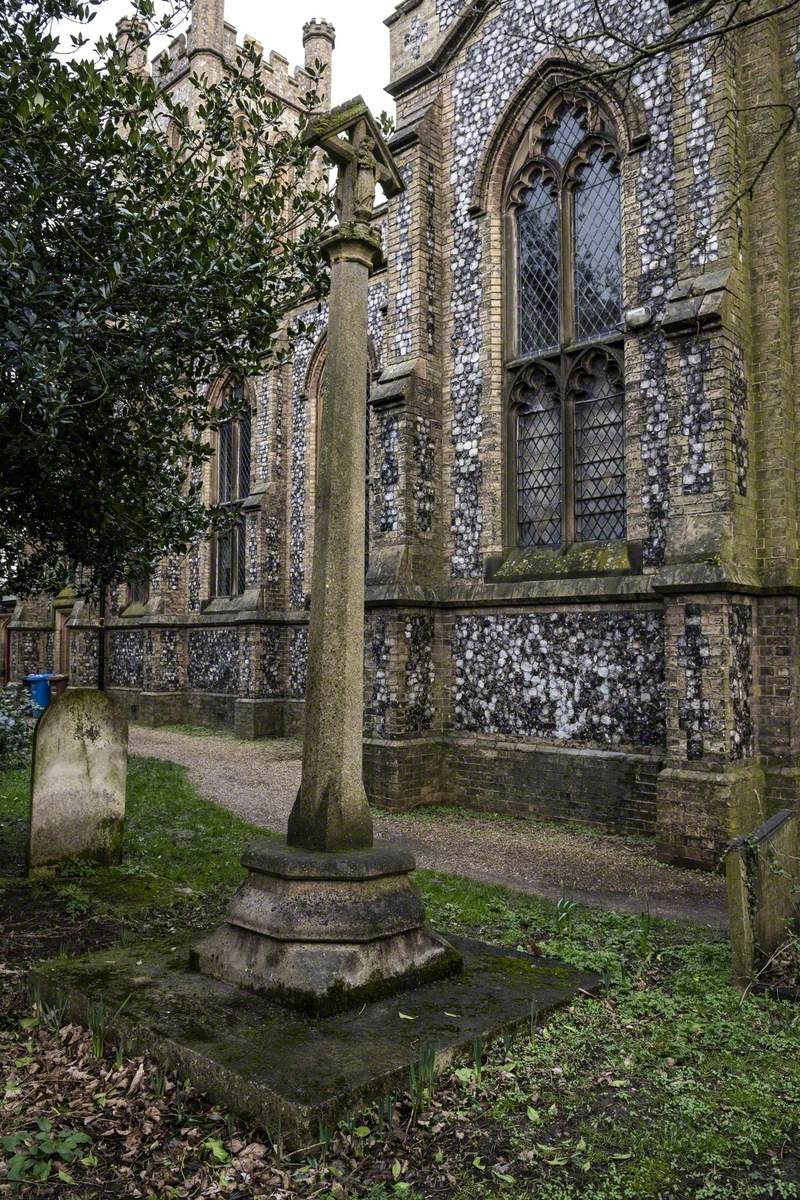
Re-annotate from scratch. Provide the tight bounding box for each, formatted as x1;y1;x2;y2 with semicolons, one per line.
506;95;625;548
213;377;251;598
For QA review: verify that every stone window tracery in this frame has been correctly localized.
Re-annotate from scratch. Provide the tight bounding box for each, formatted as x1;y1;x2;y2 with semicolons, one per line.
506;94;625;550
213;377;251;598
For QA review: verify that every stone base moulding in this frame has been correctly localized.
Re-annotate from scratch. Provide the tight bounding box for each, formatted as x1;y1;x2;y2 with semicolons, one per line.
192;840;462;1015
31;933;599;1147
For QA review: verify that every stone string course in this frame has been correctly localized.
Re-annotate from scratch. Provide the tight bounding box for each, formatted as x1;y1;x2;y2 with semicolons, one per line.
451;610;666;748
446;0;676;576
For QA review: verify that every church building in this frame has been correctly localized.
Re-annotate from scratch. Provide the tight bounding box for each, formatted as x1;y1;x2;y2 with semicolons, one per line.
8;0;800;867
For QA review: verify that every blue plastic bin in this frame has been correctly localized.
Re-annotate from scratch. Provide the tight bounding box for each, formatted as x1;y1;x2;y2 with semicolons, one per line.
23;673;52;716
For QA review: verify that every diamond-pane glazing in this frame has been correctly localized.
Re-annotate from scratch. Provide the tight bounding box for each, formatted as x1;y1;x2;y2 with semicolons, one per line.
573;355;626;542
516;371;562;547
239;409;251;499
217;530;233;597
236;519;247;596
544;105;586;165
574;153;622;343
518;179;560;356
218;419;234;504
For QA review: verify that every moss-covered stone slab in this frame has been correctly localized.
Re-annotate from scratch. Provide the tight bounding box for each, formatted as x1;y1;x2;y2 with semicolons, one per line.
28;689;127;872
31;933;598;1146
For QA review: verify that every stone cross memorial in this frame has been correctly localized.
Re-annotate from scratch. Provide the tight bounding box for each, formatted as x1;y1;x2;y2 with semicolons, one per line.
195;99;461;1013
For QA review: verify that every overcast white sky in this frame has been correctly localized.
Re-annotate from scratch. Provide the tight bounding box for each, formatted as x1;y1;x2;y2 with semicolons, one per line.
67;0;394;116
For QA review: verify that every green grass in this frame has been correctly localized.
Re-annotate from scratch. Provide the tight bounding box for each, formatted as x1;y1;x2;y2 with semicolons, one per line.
1;757;799;1198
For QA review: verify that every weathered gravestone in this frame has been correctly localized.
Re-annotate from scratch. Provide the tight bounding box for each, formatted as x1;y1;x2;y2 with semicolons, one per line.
725;810;799;987
28;689;127;872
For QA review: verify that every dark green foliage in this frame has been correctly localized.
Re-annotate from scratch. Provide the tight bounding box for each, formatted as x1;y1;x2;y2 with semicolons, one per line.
0;0;332;599
0;1118;92;1184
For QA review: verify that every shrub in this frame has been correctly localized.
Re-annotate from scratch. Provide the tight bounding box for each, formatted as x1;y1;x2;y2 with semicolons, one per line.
0;686;34;769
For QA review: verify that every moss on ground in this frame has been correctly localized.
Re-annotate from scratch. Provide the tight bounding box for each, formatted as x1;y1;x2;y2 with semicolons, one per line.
1;756;798;1198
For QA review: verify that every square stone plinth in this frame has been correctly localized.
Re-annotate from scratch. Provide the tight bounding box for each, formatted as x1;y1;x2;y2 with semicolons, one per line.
31;934;599;1146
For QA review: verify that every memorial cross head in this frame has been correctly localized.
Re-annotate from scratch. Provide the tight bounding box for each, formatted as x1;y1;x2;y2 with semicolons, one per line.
303;96;404;225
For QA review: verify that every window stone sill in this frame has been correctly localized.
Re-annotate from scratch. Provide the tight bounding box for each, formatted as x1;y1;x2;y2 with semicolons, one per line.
486;540;642;584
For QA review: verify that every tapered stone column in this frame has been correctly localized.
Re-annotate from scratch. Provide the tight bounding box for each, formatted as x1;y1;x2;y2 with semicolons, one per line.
287;225;378;853
194;99;461;1014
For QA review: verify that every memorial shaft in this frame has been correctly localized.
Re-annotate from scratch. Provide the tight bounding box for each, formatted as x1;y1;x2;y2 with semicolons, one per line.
287;228;381;852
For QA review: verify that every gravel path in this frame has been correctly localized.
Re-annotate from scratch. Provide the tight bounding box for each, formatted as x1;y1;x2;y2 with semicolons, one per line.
130;726;728;928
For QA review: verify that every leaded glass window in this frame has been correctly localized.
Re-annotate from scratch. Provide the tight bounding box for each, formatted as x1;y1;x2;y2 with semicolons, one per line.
514;366;562;548
572;351;626;542
214;378;251;598
506;95;625;550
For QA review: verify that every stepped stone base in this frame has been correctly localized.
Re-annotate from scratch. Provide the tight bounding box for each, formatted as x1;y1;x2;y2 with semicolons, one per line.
31;933;599;1147
192;840;462;1015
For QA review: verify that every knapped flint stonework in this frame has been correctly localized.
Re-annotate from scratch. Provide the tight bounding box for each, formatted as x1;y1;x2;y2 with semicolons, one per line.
732;349;749;498
405;615;435;732
413;415;436;533
446;0;677;576
107;630;145;689
639;332;670;566
680;339;714;495
394;163;414;361
289;625;308;699
368;614;391;735
187;628;239;694
425;163;437;355
678;605;710;762
377;412;401;533
730;605;754;761
685;29;719;268
368;281;388;368
437;0;463;31
68;630;99;687
153;630;180;693
452;610;666;748
256;375;271;483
